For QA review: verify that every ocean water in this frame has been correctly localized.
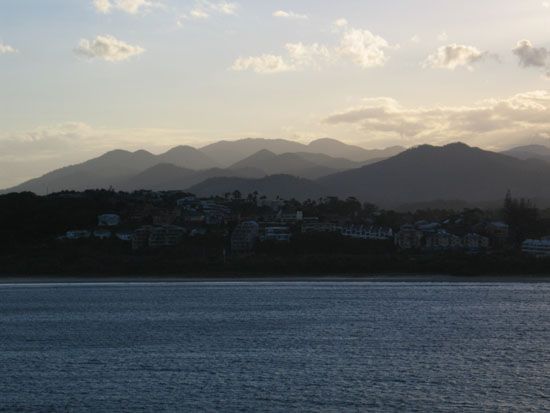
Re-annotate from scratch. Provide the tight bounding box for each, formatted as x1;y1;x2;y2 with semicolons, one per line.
1;281;550;412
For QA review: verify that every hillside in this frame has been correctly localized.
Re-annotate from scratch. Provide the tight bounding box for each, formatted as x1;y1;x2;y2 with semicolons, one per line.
157;145;218;169
228;150;339;179
3;149;160;194
121;165;266;192
4;146;217;194
187;175;325;200
200;137;402;166
502;144;550;163
3;137;392;194
319;143;550;205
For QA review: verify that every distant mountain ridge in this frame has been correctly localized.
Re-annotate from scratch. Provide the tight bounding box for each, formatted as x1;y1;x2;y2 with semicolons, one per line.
5;141;550;207
200;137;404;165
319;143;550;205
502;144;550;163
3;138;398;194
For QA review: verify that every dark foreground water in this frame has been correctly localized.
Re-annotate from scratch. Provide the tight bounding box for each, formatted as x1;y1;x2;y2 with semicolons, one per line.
1;282;550;412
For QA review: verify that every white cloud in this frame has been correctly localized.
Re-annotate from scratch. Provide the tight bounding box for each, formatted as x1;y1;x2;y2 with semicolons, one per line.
231;54;293;74
273;10;308;20
190;8;210;19
209;1;238;15
512;40;550;77
322;91;550;149
93;0;160;14
543;1;550;8
0;42;17;54
422;44;490;70
337;28;390;68
231;42;331;74
410;35;421;44
183;1;238;20
333;18;348;28
93;0;112;13
231;22;391;74
75;35;145;62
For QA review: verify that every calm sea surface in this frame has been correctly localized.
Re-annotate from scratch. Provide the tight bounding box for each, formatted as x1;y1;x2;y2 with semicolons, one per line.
1;281;550;412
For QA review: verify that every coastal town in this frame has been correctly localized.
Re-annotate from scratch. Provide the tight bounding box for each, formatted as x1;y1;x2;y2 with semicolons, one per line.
48;189;550;257
2;189;550;276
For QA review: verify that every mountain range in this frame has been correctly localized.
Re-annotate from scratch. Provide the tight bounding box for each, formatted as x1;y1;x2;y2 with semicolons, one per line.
4;138;550;207
2;138;401;194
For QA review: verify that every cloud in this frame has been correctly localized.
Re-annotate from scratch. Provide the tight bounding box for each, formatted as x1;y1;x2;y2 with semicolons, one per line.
273;10;308;20
410;35;421;44
512;40;550;77
337;28;390;68
333;18;348;28
0;42;17;54
182;1;237;20
231;42;332;73
322;90;550;149
93;0;160;14
231;22;391;74
190;8;209;19
75;35;145;62
422;44;491;70
231;54;294;74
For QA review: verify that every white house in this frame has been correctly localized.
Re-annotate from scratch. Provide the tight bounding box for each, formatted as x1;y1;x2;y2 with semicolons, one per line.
522;239;550;257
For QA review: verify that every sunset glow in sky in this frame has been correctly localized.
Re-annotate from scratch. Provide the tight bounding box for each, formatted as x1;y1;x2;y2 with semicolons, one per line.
1;0;550;186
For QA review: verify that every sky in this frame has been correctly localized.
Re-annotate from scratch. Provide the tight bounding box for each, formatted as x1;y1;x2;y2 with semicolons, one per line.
1;0;550;187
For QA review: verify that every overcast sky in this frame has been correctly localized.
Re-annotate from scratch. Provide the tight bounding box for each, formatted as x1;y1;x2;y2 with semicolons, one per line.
1;0;550;187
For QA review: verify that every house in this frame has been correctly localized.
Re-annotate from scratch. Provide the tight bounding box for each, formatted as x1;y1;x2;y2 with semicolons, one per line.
462;233;489;251
522;239;550;257
66;230;91;240
262;226;291;242
395;225;423;250
278;211;303;224
302;222;342;233
115;231;133;242
341;225;393;240
132;226;152;250
93;229;112;239
485;221;509;245
231;221;259;254
424;231;462;250
98;214;120;227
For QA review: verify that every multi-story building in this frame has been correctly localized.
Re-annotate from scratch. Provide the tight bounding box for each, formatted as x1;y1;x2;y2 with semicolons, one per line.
132;226;152;250
462;233;490;251
231;221;259;254
424;231;462;250
262;226;291;242
302;222;342;233
395;225;424;250
341;225;393;240
522;239;550;257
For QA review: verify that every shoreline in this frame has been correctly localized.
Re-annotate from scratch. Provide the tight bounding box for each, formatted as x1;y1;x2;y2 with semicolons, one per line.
2;274;550;284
